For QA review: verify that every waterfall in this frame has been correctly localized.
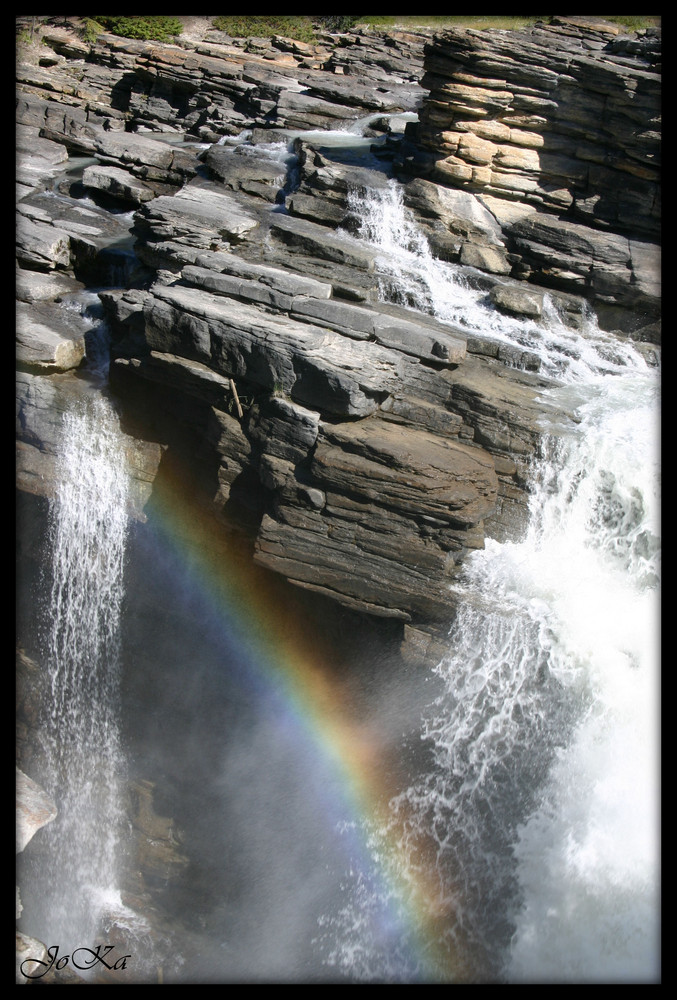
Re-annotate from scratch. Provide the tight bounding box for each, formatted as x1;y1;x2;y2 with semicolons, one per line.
17;143;658;983
328;182;660;982
34;392;130;955
348;182;646;380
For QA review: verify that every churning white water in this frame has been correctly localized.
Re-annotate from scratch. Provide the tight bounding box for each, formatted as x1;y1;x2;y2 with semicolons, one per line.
36;392;130;953
349;182;647;380
332;182;661;982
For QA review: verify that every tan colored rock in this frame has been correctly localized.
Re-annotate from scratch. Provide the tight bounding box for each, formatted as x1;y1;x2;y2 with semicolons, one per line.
494;145;540;171
458;133;496;166
508;128;545;149
434;159;473;183
460;119;511;142
471;166;493;186
443;82;513;117
489;168;539;194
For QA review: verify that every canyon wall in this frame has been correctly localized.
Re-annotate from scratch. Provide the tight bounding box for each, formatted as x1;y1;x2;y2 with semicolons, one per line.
401;16;660;337
16;17;660;664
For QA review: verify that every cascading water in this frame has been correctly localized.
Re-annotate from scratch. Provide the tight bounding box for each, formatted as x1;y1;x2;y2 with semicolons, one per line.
348;182;647;380
30;391;132;958
17;133;658;984
322;182;660;983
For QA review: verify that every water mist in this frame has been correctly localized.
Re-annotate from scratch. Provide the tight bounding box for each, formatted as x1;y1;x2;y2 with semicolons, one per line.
325;182;661;983
30;393;131;956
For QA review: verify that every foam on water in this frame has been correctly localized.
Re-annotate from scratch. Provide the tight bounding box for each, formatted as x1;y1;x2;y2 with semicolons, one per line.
327;180;661;983
31;394;131;954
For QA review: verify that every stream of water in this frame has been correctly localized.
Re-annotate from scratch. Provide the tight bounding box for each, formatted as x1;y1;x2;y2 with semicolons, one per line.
30;392;131;957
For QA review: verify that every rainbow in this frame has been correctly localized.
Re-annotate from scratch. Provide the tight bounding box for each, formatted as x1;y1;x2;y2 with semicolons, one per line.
136;461;469;983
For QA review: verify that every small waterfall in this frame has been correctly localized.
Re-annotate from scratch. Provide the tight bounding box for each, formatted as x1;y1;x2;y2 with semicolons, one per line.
326;182;660;982
34;392;130;955
347;182;646;380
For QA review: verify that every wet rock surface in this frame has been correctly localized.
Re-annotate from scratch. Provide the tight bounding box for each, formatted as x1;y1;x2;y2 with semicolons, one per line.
406;16;661;337
15;15;660;984
16;15;660;642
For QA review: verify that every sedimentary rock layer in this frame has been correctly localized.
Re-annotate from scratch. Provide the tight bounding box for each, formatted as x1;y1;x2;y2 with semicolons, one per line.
407;16;660;332
16;16;660;642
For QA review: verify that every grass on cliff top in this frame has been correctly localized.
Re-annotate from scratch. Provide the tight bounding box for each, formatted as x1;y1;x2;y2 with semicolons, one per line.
212;16;317;42
17;14;662;57
89;16;184;41
367;16;547;30
210;15;551;37
366;15;661;31
209;15;661;39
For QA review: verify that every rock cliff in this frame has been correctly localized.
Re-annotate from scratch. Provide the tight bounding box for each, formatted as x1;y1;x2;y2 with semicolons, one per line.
402;16;660;337
16;16;660;663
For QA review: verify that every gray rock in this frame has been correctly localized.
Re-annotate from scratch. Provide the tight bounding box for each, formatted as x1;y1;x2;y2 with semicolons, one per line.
16;215;71;271
490;283;544;319
16;124;69;192
203;144;290;201
459;242;512;275
314;416;497;527
270;214;377;271
246;395;321;464
372;312;466;365
133;179;261;254
82;164;156;203
189;256;333;299
16;767;57;853
142;282;408;417
16;300;88;372
15;269;85;303
276;89;364;129
253;412;498;621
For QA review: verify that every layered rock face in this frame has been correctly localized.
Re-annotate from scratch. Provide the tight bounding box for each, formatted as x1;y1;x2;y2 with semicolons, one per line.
402;16;661;337
16;17;660;662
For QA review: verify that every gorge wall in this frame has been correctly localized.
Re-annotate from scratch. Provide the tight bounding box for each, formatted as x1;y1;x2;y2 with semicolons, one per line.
402;15;660;338
16;16;661;667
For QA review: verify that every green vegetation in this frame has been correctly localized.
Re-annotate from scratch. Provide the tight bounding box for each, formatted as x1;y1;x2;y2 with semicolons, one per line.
91;16;183;42
80;18;104;45
212;16;317;43
16;17;53;61
359;15;549;30
359;14;659;31
211;15;660;41
211;16;364;40
316;16;362;33
602;15;661;30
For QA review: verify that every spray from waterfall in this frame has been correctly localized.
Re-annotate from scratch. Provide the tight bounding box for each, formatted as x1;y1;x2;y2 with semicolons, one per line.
326;181;660;982
36;392;130;955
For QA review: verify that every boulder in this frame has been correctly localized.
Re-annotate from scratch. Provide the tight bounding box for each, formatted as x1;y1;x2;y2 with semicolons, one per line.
140;282;409;417
489;283;544;319
253;414;497;622
16;215;71;272
82;164;156;203
16;300;88;372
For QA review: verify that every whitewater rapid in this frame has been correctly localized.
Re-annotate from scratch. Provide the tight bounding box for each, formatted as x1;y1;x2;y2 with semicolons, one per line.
329;181;661;983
